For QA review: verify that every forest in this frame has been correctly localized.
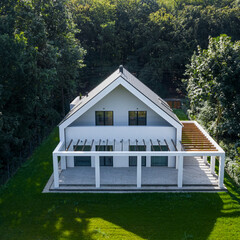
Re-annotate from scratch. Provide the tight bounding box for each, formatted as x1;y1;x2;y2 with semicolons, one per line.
0;0;240;184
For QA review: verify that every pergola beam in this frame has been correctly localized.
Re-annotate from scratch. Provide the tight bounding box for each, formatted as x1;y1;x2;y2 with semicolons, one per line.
171;139;178;151
157;139;162;151
97;139;102;151
179;141;185;151
142;139;146;148
66;139;73;151
82;139;87;151
150;139;154;151
74;139;80;151
90;139;94;151
164;139;170;151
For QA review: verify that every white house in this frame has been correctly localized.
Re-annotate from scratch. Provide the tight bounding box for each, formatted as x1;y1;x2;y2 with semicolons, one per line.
50;66;225;192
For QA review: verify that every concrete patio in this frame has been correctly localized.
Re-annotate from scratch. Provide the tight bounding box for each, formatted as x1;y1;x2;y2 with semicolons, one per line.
44;156;225;192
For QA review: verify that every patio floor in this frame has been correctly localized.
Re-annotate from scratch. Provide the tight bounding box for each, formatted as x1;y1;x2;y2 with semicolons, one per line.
44;156;225;192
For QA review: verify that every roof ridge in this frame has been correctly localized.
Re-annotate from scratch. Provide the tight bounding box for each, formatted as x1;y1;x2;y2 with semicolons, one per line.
59;65;182;126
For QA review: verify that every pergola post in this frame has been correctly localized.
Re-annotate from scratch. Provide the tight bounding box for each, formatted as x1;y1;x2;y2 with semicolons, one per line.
210;156;215;174
137;155;142;188
95;156;100;188
218;155;225;188
177;156;183;188
53;154;59;188
203;156;208;164
60;156;66;170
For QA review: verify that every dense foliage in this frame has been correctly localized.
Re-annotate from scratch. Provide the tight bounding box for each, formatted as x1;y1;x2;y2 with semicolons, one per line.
0;0;85;183
184;35;240;183
70;0;240;96
1;0;240;184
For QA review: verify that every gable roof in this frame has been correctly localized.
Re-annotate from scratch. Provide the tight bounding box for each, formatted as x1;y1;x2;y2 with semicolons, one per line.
59;66;182;126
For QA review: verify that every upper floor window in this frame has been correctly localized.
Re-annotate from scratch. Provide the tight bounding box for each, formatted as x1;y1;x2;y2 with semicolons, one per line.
95;111;113;125
129;111;147;125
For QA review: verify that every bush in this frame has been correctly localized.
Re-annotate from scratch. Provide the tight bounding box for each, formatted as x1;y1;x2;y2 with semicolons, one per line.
223;142;240;185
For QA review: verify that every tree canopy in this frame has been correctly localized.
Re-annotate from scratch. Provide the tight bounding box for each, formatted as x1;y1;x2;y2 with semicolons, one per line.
0;0;85;182
184;35;240;142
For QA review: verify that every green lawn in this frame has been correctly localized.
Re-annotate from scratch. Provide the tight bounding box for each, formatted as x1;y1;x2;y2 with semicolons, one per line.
0;129;240;240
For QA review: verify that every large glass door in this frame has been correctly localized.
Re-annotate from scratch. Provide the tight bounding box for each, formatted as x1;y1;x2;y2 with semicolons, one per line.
74;145;91;166
151;145;168;166
96;145;113;166
129;145;146;166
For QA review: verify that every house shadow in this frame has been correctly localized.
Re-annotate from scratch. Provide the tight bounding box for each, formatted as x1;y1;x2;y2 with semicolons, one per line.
1;177;240;240
36;191;235;240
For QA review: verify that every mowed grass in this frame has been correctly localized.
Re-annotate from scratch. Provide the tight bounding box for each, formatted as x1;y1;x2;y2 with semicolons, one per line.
0;128;240;240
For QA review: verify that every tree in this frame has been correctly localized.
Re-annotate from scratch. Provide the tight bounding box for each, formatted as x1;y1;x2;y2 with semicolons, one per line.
0;0;85;183
184;35;240;142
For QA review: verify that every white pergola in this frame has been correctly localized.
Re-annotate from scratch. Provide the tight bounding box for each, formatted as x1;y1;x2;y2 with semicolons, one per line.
52;121;225;189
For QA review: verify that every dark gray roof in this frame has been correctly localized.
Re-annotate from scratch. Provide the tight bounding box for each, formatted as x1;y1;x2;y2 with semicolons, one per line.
59;66;182;126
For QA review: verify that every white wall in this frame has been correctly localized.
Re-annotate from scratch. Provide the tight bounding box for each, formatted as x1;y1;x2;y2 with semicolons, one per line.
65;126;175;143
65;84;178;168
70;85;170;126
65;126;176;168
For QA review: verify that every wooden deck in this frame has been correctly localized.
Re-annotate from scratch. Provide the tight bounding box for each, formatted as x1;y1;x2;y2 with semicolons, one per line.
182;122;217;151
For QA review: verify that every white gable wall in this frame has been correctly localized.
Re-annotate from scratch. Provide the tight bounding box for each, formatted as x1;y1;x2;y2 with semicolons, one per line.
70;85;170;126
60;77;181;168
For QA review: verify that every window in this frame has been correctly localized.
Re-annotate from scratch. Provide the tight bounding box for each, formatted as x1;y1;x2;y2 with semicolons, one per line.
74;145;91;166
95;111;113;125
151;145;168;166
129;111;146;125
129;145;146;166
95;145;113;166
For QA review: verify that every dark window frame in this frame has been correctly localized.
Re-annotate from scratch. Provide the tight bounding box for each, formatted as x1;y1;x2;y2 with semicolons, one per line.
128;145;146;166
73;145;91;166
128;111;147;125
95;145;113;166
95;111;113;126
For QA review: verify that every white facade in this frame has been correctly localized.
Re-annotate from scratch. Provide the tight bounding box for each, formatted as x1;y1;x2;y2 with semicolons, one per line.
52;67;225;190
65;85;176;168
70;86;170;126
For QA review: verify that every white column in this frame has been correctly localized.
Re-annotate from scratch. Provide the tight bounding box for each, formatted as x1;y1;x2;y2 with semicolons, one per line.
203;156;208;164
137;155;142;188
61;156;66;170
218;155;225;188
177;156;183;188
146;144;151;167
168;140;175;168
53;154;59;188
95;156;100;188
176;127;182;150
210;156;215;174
